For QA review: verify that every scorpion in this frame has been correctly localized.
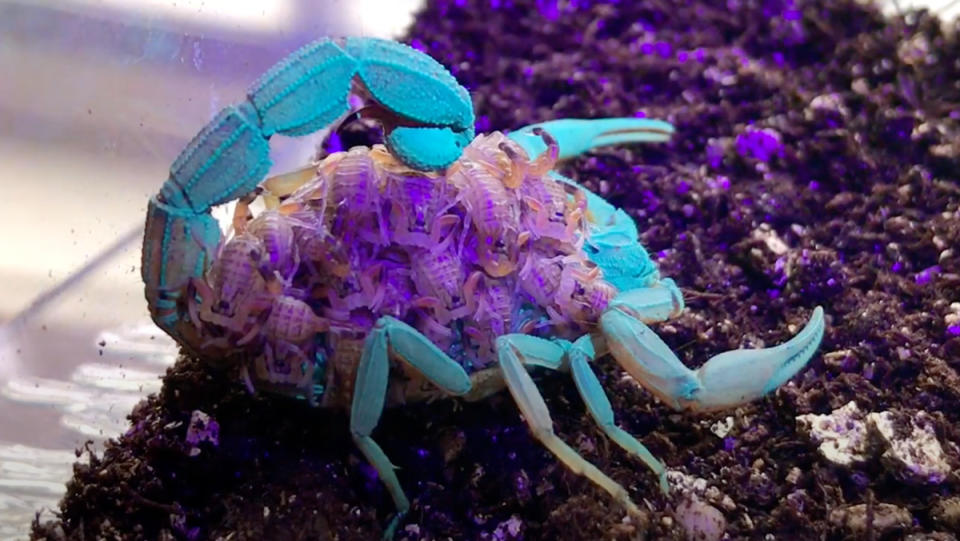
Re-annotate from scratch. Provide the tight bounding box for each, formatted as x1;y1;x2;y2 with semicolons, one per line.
142;37;826;537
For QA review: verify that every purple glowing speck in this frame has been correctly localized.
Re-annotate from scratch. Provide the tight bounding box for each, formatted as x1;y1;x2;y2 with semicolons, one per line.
723;436;736;452
476;114;492;132
948;325;960;336
783;8;801;20
735;128;784;162
654;41;672;58
326;131;343;153
706;140;726;168
914;265;940;285
537;0;559;20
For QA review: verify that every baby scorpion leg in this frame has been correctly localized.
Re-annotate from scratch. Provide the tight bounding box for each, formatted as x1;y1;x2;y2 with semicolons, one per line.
350;316;472;539
494;334;644;519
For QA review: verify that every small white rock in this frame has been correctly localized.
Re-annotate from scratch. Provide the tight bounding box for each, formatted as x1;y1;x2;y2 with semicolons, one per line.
799;403;952;485
829;503;911;538
808;93;849;117
867;410;951;484
785;467;803;485
185;410;219;447
667;470;736;515
710;416;734;438
675;498;726;541
492;515;523;540
751;224;789;255
796;401;870;466
932;496;960;531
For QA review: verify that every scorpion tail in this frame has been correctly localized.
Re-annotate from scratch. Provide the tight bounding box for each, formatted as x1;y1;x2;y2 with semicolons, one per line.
145;36;478;348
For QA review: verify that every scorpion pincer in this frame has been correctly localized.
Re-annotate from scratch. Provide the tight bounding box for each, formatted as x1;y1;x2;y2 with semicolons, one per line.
143;37;826;539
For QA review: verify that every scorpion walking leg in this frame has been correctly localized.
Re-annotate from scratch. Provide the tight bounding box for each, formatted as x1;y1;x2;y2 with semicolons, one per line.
350;316;471;539
563;335;669;494
494;335;643;519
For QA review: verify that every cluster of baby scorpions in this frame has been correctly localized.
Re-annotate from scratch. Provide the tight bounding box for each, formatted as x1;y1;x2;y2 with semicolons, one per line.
196;129;613;406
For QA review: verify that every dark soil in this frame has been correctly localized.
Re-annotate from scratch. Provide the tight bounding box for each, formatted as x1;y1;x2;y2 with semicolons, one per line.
32;0;960;539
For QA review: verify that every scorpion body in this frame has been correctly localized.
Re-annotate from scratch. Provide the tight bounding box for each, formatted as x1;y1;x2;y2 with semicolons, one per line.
204;136;608;396
142;37;826;538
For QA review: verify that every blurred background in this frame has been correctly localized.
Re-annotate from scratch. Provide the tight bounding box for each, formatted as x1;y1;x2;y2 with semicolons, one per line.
0;0;956;539
0;1;422;537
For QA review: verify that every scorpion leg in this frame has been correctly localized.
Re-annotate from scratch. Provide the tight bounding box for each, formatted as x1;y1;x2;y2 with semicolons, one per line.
507;117;674;162
494;334;644;519
350;316;471;539
562;335;669;494
600;297;825;412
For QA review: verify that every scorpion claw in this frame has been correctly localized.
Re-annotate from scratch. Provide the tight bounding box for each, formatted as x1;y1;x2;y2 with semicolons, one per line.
385;125;473;171
344;37;474;133
508;117;675;163
601;304;825;412
344;37;475;171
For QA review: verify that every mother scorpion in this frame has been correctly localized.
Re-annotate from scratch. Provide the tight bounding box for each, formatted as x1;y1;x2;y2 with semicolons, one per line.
142;37;825;537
